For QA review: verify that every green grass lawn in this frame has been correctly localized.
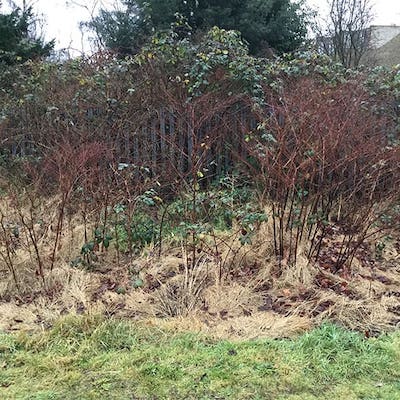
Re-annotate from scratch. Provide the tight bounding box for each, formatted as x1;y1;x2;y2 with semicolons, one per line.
1;315;400;400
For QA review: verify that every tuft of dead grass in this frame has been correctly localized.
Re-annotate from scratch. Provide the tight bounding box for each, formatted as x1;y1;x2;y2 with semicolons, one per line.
0;302;38;332
151;271;208;317
150;311;312;340
203;282;264;317
310;291;399;334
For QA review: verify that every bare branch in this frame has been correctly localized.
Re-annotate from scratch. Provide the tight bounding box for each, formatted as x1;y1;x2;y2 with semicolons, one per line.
314;0;375;67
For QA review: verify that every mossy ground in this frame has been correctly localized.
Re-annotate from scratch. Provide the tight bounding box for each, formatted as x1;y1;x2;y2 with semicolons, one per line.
1;315;400;399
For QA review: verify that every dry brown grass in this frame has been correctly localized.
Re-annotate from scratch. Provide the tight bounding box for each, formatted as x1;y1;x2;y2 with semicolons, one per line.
203;282;264;317
0;203;399;341
151;312;312;340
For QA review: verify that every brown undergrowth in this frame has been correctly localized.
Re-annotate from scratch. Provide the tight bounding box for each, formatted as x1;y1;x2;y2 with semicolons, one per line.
1;216;399;341
1;50;400;342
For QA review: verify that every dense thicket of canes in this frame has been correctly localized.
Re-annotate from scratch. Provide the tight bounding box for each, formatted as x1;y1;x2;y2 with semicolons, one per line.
0;27;399;289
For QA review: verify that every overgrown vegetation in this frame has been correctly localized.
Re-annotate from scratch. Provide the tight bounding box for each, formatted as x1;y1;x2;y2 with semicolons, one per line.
0;4;399;399
0;25;399;337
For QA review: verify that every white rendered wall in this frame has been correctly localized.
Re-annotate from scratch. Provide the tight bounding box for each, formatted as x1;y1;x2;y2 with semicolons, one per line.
370;25;400;48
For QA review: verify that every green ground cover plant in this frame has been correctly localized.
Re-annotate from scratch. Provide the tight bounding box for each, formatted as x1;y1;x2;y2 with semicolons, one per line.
1;315;400;399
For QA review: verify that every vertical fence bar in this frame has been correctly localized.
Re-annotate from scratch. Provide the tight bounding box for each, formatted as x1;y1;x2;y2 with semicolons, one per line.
187;122;193;172
142;125;148;165
133;129;139;163
160;109;166;158
151;118;157;172
124;130;130;161
169;111;175;170
178;118;185;174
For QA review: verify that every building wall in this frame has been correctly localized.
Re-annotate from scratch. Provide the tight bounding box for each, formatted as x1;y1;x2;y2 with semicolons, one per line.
359;25;400;66
370;25;400;48
315;25;400;67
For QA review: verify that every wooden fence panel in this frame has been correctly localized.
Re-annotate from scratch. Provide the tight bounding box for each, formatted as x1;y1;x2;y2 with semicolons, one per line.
2;103;257;179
